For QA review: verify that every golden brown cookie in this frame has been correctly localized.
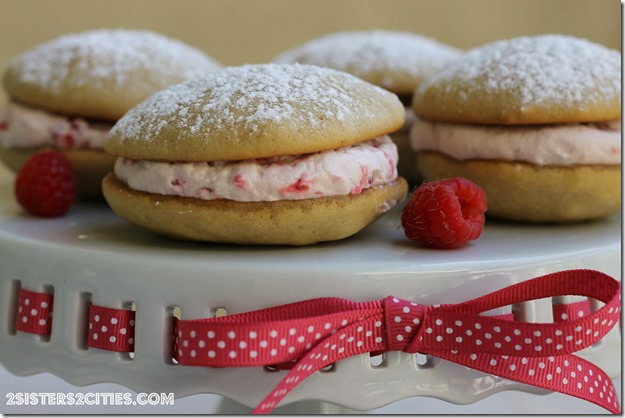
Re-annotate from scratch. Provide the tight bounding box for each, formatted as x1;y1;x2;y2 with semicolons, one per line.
1;29;222;198
274;30;462;96
412;35;620;124
3;29;222;120
417;151;621;223
105;64;404;161
103;63;408;245
103;174;408;245
411;35;621;222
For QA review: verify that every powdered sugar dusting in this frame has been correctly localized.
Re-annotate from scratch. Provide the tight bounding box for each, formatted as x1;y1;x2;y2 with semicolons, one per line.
419;34;621;110
274;30;462;90
111;63;390;140
6;29;222;93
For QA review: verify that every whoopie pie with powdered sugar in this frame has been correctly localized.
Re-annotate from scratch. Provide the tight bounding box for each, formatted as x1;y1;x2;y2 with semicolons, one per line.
0;29;222;199
102;63;408;245
411;34;621;222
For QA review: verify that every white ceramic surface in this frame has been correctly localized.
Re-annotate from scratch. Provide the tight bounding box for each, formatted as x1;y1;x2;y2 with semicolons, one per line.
0;364;621;414
0;163;621;412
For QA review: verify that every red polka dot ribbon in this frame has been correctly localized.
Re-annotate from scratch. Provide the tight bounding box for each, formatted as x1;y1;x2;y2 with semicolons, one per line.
15;289;54;336
172;269;622;414
553;299;591;322
87;305;136;352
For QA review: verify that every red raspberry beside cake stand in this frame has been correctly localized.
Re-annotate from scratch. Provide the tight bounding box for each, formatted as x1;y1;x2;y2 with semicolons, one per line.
0;164;620;414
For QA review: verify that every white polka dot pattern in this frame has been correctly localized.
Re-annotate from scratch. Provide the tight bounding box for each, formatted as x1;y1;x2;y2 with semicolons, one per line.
15;289;54;336
87;305;135;352
172;270;621;414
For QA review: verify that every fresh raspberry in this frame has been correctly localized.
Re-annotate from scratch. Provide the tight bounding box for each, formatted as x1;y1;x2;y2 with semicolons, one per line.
401;177;487;249
14;151;76;217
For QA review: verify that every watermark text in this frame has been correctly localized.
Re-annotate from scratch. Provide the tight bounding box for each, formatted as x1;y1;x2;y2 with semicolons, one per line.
6;392;174;407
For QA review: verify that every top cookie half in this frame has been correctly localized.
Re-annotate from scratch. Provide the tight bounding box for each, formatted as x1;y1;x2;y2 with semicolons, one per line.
274;30;462;96
105;63;405;162
412;35;621;124
3;29;223;121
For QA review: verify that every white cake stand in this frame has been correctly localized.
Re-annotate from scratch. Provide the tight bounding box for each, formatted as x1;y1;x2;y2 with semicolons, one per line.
0;163;620;414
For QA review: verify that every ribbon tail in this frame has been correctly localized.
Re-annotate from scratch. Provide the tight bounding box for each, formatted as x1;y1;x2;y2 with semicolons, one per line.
430;350;621;414
252;319;386;414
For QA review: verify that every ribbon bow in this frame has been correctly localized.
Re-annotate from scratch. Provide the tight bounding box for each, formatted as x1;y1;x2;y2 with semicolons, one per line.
173;269;621;414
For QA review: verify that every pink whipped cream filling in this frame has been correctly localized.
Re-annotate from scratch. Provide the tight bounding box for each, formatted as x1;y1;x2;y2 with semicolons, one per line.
410;118;621;166
0;102;111;150
114;136;399;202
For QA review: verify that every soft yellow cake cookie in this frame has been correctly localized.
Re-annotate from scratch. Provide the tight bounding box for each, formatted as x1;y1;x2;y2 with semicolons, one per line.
103;63;408;245
0;29;222;199
410;35;621;222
